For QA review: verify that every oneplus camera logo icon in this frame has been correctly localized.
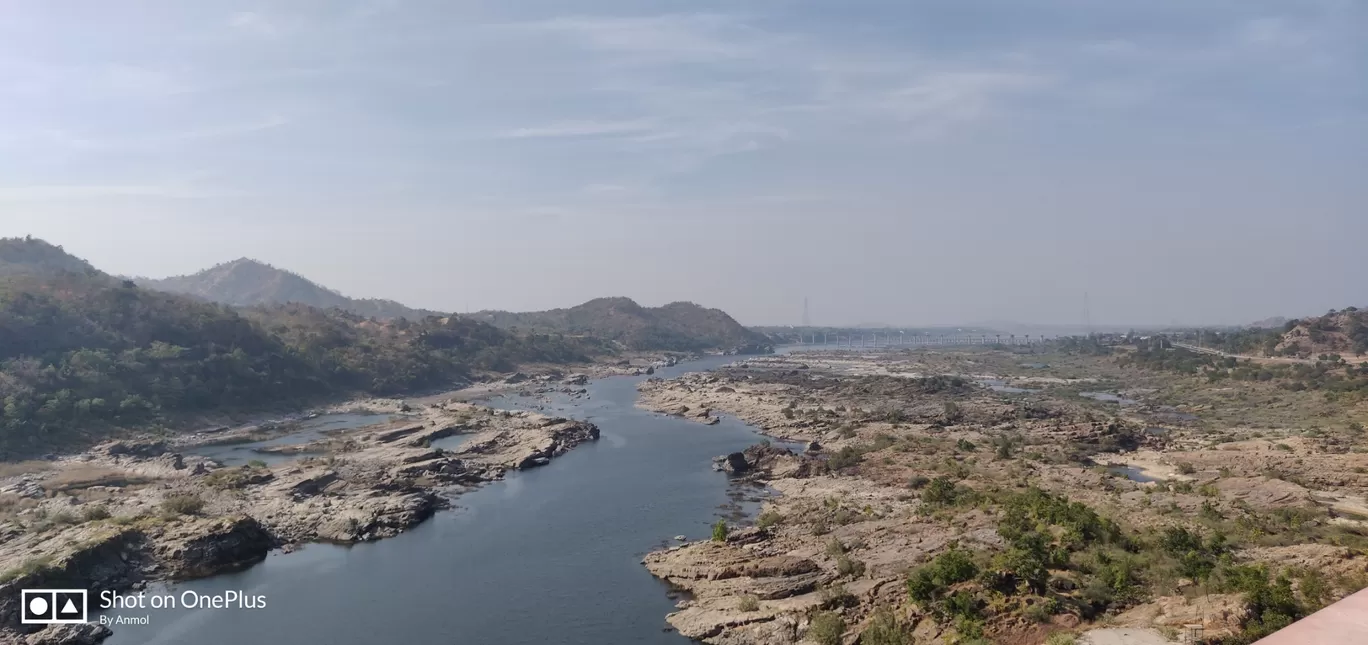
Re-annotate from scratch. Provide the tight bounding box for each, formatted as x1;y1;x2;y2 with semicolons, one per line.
21;589;88;625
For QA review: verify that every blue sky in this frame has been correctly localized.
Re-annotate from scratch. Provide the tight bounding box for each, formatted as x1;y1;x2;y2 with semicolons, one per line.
2;0;1364;325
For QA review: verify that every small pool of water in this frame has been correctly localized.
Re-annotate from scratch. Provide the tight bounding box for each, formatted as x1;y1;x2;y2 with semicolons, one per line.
977;379;1039;394
429;433;474;452
188;413;398;466
1107;465;1159;483
1080;392;1139;406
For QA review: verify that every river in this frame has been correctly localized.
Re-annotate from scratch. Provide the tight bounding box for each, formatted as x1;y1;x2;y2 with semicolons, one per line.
103;355;777;645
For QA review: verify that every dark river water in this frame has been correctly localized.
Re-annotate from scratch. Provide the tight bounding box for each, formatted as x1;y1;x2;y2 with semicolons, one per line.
102;355;776;645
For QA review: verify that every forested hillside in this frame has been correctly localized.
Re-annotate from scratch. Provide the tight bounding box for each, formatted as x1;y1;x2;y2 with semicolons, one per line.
0;242;603;458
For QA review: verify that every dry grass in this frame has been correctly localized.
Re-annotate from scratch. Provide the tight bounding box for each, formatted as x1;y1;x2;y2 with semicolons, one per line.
0;460;54;478
43;466;149;492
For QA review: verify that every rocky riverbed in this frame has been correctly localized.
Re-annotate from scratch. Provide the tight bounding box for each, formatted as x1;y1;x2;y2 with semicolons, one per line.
0;398;597;645
638;349;1368;644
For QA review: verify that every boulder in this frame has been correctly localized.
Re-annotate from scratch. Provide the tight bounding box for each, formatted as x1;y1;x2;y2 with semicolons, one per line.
105;441;168;458
714;452;750;474
155;516;274;579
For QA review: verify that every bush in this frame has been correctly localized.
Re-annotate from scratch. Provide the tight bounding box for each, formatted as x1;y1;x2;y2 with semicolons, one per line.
81;505;111;522
711;520;728;542
807;611;845;645
860;609;913;645
1046;633;1077;645
836;554;866;578
827;446;864;472
820;583;857;609
757;510;783;529
907;546;979;604
161;494;205;516
247;459;268;469
1025;598;1058;623
50;510;79;525
0;556;55;583
737;595;759;612
920;477;961;507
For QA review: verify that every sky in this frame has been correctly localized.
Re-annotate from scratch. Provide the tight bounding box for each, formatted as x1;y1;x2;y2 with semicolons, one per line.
2;0;1365;327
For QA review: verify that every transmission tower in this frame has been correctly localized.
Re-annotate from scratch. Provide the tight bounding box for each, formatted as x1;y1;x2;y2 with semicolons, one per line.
802;297;810;327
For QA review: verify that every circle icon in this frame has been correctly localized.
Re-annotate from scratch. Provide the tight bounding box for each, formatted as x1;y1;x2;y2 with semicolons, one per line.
28;596;48;616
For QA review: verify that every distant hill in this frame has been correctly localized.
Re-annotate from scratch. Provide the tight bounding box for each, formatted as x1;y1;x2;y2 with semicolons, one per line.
471;297;770;352
1274;308;1368;358
0;237;101;278
0;252;600;459
139;258;439;320
1248;316;1290;330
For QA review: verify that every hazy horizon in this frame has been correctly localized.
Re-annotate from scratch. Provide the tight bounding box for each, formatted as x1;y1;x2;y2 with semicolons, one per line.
4;1;1364;327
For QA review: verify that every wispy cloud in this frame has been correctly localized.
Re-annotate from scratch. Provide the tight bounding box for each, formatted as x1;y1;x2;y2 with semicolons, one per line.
501;119;658;139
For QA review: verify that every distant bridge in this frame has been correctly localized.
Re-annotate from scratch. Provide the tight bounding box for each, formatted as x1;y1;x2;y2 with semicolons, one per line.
789;332;1046;349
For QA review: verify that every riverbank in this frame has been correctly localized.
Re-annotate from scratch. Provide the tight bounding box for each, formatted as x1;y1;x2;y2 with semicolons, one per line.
637;349;1368;644
0;393;600;644
0;348;724;645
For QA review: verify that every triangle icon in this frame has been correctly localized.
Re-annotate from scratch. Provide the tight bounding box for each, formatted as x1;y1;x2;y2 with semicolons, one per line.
61;598;78;614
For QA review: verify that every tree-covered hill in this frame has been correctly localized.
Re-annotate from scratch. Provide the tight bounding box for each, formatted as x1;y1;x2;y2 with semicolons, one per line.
0;244;602;459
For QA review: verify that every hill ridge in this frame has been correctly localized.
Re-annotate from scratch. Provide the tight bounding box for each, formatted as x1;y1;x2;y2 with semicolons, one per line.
471;297;769;352
138;257;439;320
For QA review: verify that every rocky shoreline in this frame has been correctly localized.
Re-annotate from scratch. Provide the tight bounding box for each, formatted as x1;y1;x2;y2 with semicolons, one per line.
0;396;598;645
636;350;1368;644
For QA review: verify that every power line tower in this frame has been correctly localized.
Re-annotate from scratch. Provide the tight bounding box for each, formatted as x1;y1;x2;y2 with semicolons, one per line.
802;297;810;327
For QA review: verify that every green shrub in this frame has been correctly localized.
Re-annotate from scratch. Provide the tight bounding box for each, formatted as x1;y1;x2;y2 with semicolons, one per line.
737;594;759;612
836;554;866;578
757;510;783;529
1046;633;1077;645
161;494;205;516
820;583;857;609
807;611;845;645
0;556;54;583
828;446;864;471
247;459;268;468
1024;598;1058;623
1177;462;1197;474
907;546;979;604
81;505;111;522
50;510;79;525
860;608;912;645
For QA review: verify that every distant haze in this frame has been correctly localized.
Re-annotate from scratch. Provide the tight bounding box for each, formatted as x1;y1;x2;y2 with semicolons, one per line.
3;1;1364;327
